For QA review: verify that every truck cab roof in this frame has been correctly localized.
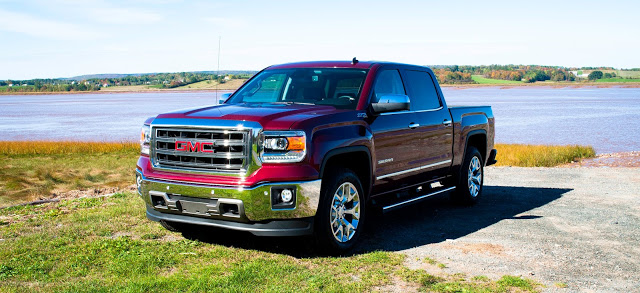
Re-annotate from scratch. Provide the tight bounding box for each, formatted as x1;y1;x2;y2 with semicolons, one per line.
267;60;428;70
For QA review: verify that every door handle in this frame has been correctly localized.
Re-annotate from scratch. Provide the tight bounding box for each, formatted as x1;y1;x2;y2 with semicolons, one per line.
443;119;452;127
408;123;420;129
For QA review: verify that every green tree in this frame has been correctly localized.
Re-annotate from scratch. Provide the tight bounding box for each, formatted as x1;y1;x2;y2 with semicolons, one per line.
588;71;603;80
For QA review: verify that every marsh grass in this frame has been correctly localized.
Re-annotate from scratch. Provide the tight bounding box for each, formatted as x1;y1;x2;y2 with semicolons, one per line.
495;144;595;167
0;141;138;207
0;193;542;292
0;141;138;155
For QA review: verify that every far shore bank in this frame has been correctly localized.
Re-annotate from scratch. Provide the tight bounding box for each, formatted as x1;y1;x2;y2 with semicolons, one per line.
2;82;640;96
0;88;236;96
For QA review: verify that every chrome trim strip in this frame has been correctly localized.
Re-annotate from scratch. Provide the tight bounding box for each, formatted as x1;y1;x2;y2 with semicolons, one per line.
379;106;444;116
137;168;320;191
383;186;456;211
376;159;452;180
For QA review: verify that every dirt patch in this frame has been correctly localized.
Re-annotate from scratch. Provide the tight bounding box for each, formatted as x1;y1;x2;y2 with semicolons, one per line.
0;185;136;212
48;184;136;201
562;152;640;168
374;276;420;293
439;242;506;257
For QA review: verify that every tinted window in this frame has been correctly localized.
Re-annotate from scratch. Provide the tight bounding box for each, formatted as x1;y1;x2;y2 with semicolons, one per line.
227;68;367;109
240;73;287;102
373;69;405;102
404;70;441;110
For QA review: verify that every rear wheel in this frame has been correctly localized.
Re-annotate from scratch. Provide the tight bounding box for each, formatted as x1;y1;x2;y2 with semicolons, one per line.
315;168;365;254
451;146;484;205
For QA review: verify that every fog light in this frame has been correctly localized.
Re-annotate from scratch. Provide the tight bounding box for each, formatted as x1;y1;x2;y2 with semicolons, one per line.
271;186;296;210
281;189;293;203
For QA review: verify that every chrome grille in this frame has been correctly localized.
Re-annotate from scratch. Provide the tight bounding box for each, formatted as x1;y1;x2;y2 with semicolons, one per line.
152;127;249;172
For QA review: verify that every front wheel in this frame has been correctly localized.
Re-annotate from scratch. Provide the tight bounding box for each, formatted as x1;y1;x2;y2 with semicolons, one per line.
451;146;484;205
315;168;365;254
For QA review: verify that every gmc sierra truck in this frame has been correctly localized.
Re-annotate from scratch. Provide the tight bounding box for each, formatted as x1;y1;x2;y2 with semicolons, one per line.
136;60;496;253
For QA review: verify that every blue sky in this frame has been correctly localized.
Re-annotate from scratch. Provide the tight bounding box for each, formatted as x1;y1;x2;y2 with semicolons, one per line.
1;0;638;79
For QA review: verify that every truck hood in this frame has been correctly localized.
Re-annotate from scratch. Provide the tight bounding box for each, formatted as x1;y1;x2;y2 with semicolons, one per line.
155;103;346;130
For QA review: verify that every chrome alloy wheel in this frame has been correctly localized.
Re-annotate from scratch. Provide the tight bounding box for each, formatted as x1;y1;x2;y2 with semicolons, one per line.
467;156;482;197
330;182;361;243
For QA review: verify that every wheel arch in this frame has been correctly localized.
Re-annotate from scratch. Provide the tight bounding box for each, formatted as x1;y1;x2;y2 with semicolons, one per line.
464;130;487;164
319;146;372;199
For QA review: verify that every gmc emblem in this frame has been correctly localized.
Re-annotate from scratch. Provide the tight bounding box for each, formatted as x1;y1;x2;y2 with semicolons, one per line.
175;141;214;153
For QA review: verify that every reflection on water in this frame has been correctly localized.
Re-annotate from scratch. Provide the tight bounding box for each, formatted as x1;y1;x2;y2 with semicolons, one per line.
0;88;638;153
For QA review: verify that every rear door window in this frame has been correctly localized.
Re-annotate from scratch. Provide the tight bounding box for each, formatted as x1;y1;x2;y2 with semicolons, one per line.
404;70;442;111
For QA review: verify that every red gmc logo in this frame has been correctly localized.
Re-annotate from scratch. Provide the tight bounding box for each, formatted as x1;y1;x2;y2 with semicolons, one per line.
175;141;214;153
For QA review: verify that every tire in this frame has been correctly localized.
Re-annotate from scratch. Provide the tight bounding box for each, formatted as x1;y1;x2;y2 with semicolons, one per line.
451;146;484;205
315;168;365;254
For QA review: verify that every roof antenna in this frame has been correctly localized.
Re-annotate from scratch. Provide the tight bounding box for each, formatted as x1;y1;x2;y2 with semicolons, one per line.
351;57;359;65
215;36;222;101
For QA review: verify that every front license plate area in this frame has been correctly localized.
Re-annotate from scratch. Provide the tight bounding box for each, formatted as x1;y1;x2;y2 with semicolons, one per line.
178;200;212;216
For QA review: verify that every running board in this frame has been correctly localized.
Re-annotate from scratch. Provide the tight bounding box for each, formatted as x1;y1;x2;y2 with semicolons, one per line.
382;186;456;212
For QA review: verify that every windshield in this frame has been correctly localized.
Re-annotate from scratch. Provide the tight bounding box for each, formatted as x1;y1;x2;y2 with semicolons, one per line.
227;68;368;109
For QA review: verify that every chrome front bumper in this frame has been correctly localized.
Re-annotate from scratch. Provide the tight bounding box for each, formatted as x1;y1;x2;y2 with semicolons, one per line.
135;169;322;223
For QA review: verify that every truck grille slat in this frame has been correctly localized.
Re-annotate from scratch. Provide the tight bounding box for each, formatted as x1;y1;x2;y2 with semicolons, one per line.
152;127;249;172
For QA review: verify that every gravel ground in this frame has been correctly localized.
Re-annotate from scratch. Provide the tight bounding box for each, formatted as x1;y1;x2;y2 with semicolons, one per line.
359;167;640;292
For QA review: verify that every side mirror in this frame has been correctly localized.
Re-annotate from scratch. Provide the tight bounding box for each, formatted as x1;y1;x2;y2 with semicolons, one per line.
371;94;410;114
219;93;231;104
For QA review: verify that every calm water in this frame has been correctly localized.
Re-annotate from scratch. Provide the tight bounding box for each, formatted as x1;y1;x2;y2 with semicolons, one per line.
0;88;638;153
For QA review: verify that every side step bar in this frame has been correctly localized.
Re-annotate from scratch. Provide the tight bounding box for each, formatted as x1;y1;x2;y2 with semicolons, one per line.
382;186;456;212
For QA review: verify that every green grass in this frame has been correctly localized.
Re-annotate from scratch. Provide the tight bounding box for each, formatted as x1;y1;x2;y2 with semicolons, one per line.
596;78;640;83
471;75;524;85
616;70;640;78
0;193;542;292
555;282;568;288
495;144;595;167
424;257;437;265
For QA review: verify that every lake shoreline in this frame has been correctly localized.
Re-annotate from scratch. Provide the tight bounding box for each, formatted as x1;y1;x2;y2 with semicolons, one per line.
2;82;640;96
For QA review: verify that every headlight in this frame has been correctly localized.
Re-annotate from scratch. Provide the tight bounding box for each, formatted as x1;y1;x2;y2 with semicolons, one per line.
261;131;306;163
140;124;151;155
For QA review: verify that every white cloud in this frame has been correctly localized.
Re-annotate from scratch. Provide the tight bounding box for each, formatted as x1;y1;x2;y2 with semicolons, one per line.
0;9;98;40
33;0;163;25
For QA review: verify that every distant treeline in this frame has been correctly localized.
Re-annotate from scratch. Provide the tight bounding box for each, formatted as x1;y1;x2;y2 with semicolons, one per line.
2;66;639;93
430;65;640;84
0;72;254;93
431;65;577;83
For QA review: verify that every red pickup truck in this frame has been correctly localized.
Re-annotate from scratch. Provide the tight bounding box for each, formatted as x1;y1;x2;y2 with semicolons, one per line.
135;60;496;253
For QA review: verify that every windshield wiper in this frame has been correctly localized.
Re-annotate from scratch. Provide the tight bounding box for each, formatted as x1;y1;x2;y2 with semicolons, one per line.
270;101;315;105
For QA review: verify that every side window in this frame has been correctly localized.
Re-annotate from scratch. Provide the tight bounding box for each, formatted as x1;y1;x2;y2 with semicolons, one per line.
404;70;442;110
372;69;405;102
